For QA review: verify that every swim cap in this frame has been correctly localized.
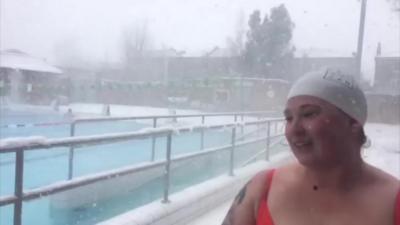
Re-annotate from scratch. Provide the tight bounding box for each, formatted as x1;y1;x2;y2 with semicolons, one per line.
287;68;368;124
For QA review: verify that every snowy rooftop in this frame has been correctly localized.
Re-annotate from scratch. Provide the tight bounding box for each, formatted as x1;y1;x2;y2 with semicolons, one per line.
0;49;62;74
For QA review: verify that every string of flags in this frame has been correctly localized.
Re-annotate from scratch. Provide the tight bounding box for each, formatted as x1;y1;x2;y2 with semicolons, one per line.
0;77;272;94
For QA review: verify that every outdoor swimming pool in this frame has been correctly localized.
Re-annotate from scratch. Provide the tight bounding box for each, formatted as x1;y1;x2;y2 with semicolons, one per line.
0;108;284;225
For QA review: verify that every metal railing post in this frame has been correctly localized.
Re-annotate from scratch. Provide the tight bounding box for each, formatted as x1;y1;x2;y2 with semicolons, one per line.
200;116;205;150
162;132;172;203
68;121;76;180
151;118;157;161
234;114;238;140
229;127;236;176
14;149;24;225
266;121;271;161
240;114;244;135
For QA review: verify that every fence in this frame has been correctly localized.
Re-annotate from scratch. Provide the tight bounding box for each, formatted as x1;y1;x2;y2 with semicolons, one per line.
0;114;285;225
67;111;280;179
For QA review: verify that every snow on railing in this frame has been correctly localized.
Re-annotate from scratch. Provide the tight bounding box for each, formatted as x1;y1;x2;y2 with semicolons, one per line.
0;121;71;129
0;118;283;153
72;110;275;123
0;136;48;149
1;110;274;129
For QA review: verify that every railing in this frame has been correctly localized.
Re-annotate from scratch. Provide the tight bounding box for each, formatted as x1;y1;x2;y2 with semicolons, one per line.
0;117;285;225
67;110;278;179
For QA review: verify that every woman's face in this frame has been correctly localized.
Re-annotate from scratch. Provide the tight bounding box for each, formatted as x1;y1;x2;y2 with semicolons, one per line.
284;96;355;169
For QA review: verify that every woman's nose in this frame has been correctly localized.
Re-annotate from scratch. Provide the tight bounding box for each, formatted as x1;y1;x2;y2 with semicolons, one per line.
287;118;305;135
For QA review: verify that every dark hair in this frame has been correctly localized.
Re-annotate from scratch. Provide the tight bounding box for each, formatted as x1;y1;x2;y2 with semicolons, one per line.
359;128;367;145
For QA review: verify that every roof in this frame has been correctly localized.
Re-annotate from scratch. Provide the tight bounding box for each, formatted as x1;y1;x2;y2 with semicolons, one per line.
146;48;186;57
295;48;353;58
219;77;289;84
375;56;400;60
203;46;239;57
0;49;62;74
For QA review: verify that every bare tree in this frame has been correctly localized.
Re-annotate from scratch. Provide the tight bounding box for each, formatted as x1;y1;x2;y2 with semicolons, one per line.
121;21;153;69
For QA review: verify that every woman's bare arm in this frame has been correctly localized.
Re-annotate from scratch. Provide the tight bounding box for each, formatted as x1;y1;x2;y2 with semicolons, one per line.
221;171;268;225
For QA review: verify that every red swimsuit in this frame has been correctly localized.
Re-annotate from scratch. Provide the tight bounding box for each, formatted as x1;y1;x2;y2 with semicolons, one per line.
256;169;276;225
256;169;400;225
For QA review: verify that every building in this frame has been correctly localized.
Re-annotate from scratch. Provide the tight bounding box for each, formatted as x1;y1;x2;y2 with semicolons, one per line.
367;56;400;123
374;56;400;95
0;49;63;104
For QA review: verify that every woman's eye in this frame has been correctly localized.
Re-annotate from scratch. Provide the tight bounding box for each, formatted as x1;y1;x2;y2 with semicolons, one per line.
285;116;293;122
303;111;318;118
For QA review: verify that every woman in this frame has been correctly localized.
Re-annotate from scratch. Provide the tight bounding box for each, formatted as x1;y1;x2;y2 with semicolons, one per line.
222;68;400;225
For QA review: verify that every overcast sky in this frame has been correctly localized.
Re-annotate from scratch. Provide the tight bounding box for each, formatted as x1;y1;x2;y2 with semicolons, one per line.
1;0;399;79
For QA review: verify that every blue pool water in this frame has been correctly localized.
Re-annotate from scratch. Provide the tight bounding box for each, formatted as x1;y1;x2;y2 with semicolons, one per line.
1;108;248;225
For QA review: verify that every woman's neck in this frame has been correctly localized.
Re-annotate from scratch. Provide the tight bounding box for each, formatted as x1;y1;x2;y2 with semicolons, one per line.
301;157;366;192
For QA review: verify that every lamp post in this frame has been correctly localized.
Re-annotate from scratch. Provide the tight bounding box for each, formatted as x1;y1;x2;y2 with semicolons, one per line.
356;0;368;80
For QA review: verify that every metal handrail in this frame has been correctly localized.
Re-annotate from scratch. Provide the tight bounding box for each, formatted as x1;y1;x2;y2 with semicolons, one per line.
0;119;283;153
0;110;278;129
0;129;169;153
0;160;166;206
66;111;282;178
240;135;286;167
0;133;279;206
72;110;277;124
0;117;285;225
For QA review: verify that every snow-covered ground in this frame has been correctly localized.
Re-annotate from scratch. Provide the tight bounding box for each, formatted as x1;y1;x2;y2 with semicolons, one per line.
187;123;400;225
363;123;400;178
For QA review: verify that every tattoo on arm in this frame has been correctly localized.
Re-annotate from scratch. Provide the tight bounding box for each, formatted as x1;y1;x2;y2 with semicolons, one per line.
235;181;250;205
221;181;251;225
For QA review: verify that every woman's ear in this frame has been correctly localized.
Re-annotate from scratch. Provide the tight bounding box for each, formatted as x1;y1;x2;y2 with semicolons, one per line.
348;118;367;146
349;118;362;133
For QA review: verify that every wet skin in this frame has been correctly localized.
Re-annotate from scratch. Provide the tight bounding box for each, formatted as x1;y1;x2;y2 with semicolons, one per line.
283;95;360;169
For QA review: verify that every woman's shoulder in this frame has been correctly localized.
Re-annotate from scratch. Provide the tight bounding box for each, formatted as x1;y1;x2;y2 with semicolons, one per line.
247;164;297;199
365;163;399;190
362;164;399;222
247;169;275;195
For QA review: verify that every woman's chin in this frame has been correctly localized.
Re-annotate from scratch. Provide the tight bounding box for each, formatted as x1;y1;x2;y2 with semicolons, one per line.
293;151;320;167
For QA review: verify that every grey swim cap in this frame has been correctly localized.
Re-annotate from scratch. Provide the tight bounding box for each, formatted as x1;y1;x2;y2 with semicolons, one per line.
287;68;368;124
